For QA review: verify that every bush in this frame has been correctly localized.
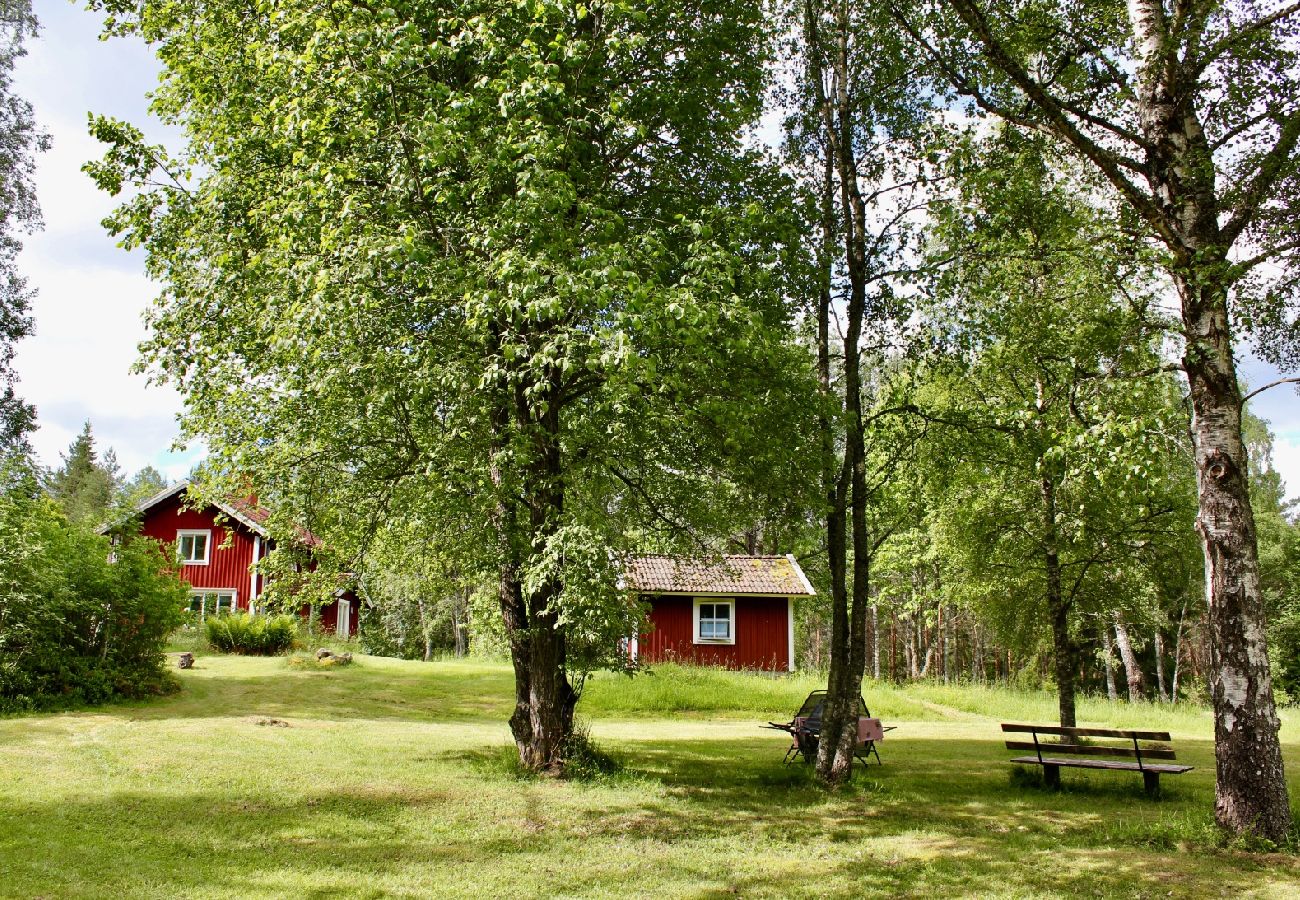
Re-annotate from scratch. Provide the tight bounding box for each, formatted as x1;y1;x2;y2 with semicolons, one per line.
0;466;187;713
205;613;298;655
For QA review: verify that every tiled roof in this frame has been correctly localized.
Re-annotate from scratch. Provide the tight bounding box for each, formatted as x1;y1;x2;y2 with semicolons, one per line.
626;554;815;596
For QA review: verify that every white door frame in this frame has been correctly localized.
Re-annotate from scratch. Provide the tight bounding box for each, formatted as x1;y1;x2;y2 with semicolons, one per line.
337;598;352;640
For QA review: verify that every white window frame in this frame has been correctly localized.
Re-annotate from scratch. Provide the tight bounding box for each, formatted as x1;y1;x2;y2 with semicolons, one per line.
693;598;735;645
188;589;238;619
177;529;212;565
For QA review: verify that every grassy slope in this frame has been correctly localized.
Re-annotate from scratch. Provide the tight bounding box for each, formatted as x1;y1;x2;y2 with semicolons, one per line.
0;655;1297;899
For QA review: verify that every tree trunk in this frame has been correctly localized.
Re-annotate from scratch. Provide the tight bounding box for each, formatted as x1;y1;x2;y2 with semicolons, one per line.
489;352;578;773
1154;628;1169;702
870;603;880;680
1112;613;1143;702
1101;620;1118;702
1040;470;1076;727
806;0;873;786
1132;0;1290;841
1171;598;1188;703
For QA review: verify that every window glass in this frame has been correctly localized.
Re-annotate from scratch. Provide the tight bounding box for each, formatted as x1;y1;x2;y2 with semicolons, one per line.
187;591;236;619
697;601;732;641
179;532;209;563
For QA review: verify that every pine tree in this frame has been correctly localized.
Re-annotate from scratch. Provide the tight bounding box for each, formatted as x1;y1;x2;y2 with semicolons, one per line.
47;422;120;524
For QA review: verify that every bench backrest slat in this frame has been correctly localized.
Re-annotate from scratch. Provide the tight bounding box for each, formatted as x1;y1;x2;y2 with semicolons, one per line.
1001;723;1172;742
1004;740;1177;761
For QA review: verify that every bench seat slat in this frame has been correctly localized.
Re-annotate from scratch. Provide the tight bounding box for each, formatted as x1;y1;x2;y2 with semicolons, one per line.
1009;755;1192;774
1001;723;1172;741
1003;740;1178;761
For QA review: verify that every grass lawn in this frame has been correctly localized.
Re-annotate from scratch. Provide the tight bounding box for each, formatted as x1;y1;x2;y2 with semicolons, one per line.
2;654;1300;898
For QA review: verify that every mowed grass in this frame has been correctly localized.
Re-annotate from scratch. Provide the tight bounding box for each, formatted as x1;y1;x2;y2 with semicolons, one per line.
2;655;1299;899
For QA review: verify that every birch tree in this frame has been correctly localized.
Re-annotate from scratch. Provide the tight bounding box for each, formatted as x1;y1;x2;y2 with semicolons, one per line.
893;0;1299;844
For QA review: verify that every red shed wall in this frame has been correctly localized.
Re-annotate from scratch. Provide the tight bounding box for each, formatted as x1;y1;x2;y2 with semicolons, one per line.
138;494;259;611
639;595;790;670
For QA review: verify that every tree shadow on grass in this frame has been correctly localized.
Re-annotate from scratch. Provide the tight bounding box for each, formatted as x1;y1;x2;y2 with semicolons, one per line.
4;728;1298;900
4;783;1291;900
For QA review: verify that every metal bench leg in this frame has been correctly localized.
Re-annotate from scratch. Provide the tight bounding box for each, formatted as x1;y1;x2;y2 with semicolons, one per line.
1143;771;1160;798
1043;764;1061;790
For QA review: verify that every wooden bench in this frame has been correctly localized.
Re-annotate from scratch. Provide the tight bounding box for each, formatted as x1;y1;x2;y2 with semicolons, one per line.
1002;723;1193;797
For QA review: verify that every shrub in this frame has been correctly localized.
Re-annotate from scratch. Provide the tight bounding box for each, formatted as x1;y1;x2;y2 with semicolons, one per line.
0;465;187;712
205;613;297;655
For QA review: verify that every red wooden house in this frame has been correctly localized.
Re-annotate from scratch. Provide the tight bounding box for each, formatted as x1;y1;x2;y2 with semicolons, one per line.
626;554;814;672
130;482;358;637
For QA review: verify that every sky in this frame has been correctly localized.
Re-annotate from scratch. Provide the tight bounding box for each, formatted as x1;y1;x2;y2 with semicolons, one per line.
10;1;1300;501
12;1;200;482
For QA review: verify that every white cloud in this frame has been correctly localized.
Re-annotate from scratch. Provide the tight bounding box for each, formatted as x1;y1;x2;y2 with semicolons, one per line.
10;4;192;480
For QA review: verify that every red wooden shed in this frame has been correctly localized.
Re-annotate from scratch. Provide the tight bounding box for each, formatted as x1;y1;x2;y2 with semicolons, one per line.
626;554;814;672
129;482;359;637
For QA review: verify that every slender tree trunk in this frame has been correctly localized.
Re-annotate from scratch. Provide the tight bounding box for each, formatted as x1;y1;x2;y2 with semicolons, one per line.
870;603;880;679
1040;469;1075;727
1171;598;1188;703
1101;620;1118;702
1112;613;1143;703
804;0;874;786
1154;628;1169;702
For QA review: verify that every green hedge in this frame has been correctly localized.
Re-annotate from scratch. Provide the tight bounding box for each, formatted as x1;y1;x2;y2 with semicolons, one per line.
205;613;298;655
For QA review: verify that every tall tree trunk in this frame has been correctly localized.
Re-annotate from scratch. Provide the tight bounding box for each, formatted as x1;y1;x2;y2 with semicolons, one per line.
1101;620;1118;702
1131;0;1289;841
804;0;873;786
1112;612;1143;703
1179;274;1291;837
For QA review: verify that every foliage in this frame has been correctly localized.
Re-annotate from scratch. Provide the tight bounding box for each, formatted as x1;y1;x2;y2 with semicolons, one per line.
0;0;47;452
0;457;186;712
1246;411;1300;699
117;465;168;508
204;612;298;656
358;522;470;661
89;0;811;767
909;129;1200;722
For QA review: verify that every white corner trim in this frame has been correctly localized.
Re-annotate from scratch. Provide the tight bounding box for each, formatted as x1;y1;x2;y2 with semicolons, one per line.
249;535;261;613
787;554;816;596
692;597;736;645
787;596;795;672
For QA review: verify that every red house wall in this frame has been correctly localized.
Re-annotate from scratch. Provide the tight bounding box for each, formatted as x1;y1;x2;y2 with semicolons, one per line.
639;595;791;670
138;494;259;610
138;492;358;634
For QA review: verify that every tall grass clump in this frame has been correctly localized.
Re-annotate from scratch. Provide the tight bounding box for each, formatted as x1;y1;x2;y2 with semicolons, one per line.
206;613;298;655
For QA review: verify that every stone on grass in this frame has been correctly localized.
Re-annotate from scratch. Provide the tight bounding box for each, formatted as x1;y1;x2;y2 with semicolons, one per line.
177;652;194;669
